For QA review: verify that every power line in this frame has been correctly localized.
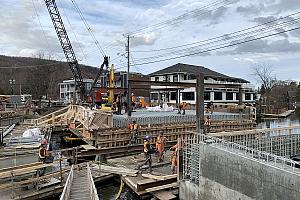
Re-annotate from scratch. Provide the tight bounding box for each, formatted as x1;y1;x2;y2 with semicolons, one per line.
129;0;235;36
132;12;300;63
0;62;62;69
131;25;300;66
132;11;300;54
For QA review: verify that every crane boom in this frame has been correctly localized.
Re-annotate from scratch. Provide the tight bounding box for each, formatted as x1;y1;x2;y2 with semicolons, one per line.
88;56;109;96
44;0;86;100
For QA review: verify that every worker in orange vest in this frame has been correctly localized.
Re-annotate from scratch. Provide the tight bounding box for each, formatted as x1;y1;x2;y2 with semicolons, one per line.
39;139;48;163
156;130;167;163
170;143;178;174
136;136;153;173
128;121;140;145
181;102;188;115
204;116;212;133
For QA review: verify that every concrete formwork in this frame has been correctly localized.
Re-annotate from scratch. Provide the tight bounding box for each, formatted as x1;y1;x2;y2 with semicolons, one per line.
180;135;300;200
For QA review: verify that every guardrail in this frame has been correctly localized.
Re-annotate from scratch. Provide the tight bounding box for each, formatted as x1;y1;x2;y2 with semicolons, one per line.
60;165;74;200
87;163;99;200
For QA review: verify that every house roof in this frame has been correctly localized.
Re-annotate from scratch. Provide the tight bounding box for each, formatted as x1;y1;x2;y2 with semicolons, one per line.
149;63;249;83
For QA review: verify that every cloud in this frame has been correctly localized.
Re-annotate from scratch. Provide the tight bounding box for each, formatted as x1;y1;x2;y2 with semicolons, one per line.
131;32;160;47
0;1;62;57
230;38;300;54
236;4;264;16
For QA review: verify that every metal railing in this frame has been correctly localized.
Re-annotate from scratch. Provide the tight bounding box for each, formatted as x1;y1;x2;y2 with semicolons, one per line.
60;165;74;200
182;133;300;183
225;126;300;158
87;163;99;200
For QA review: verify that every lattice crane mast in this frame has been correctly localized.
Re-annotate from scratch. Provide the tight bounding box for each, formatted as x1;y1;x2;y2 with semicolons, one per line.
44;0;109;103
44;0;86;102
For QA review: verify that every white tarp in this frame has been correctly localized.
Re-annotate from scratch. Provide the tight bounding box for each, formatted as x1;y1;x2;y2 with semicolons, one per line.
146;103;174;112
22;128;41;138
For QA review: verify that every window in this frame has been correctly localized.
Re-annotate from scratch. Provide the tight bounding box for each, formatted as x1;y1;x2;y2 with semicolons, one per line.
214;92;222;100
163;75;170;82
151;93;158;100
171;92;177;100
245;93;251;100
182;92;194;100
190;74;196;79
236;93;241;101
226;92;234;100
183;74;190;80
155;77;159;82
173;75;178;82
204;92;210;101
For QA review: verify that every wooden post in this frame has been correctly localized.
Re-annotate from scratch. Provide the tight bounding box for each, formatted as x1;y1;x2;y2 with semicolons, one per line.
52;113;55;125
196;74;205;133
59;153;63;185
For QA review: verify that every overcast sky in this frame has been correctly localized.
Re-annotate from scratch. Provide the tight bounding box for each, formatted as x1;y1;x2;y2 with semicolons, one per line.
1;0;300;85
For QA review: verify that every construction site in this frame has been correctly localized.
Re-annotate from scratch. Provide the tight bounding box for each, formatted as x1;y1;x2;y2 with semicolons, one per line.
1;0;300;200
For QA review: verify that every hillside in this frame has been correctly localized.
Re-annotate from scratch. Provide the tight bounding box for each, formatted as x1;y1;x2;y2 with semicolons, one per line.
0;55;99;99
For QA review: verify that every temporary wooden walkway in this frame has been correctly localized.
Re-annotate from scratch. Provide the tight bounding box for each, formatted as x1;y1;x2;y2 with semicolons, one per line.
69;168;90;200
60;164;99;200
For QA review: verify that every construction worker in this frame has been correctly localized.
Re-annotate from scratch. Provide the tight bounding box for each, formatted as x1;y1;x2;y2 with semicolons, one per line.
116;95;122;115
170;143;178;174
156;130;167;162
128;121;140;145
38;139;48;163
204;116;211;133
177;103;182;114
206;101;214;114
137;136;153;173
181;102;188;115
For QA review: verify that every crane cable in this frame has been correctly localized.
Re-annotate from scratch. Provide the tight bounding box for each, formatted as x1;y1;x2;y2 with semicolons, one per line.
70;0;106;57
114;175;123;200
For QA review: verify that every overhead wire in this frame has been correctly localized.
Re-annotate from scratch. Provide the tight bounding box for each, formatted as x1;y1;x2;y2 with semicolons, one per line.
70;0;106;57
132;25;300;66
57;0;88;62
129;0;234;36
0;62;64;69
132;12;300;63
132;11;300;54
31;0;53;55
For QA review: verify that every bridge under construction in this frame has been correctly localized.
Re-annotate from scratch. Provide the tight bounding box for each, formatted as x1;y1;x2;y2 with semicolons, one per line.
0;104;299;200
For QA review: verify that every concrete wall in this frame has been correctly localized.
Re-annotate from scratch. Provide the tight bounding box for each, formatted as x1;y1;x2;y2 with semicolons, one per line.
180;143;300;200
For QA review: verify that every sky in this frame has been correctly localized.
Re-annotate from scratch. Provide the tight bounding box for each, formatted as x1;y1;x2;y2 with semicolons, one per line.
1;0;300;86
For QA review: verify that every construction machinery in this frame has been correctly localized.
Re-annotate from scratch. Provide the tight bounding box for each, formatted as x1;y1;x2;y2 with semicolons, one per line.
44;0;108;103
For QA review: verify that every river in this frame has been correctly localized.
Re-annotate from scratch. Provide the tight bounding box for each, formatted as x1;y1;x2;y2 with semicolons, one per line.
257;109;300;129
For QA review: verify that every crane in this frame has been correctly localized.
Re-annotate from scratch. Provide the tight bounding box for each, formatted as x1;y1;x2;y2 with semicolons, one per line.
44;0;108;102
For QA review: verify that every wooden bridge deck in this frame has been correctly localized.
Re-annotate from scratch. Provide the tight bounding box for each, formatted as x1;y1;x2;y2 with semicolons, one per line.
69;168;90;200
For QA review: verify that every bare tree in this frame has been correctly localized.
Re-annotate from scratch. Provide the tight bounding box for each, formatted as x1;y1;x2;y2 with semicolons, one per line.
252;63;277;94
252;63;278;113
32;50;54;60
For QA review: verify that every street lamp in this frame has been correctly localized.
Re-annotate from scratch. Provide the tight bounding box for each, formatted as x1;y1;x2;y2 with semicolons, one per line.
9;79;15;95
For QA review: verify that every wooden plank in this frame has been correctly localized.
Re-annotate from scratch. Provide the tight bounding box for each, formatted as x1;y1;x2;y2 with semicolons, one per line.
152;190;176;200
122;176;138;190
145;182;178;193
92;164;138;176
0;163;54;179
0;162;42;173
142;174;177;181
81;144;97;150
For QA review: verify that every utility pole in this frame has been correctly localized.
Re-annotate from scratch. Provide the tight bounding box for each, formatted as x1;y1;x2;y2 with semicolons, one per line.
126;35;132;117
